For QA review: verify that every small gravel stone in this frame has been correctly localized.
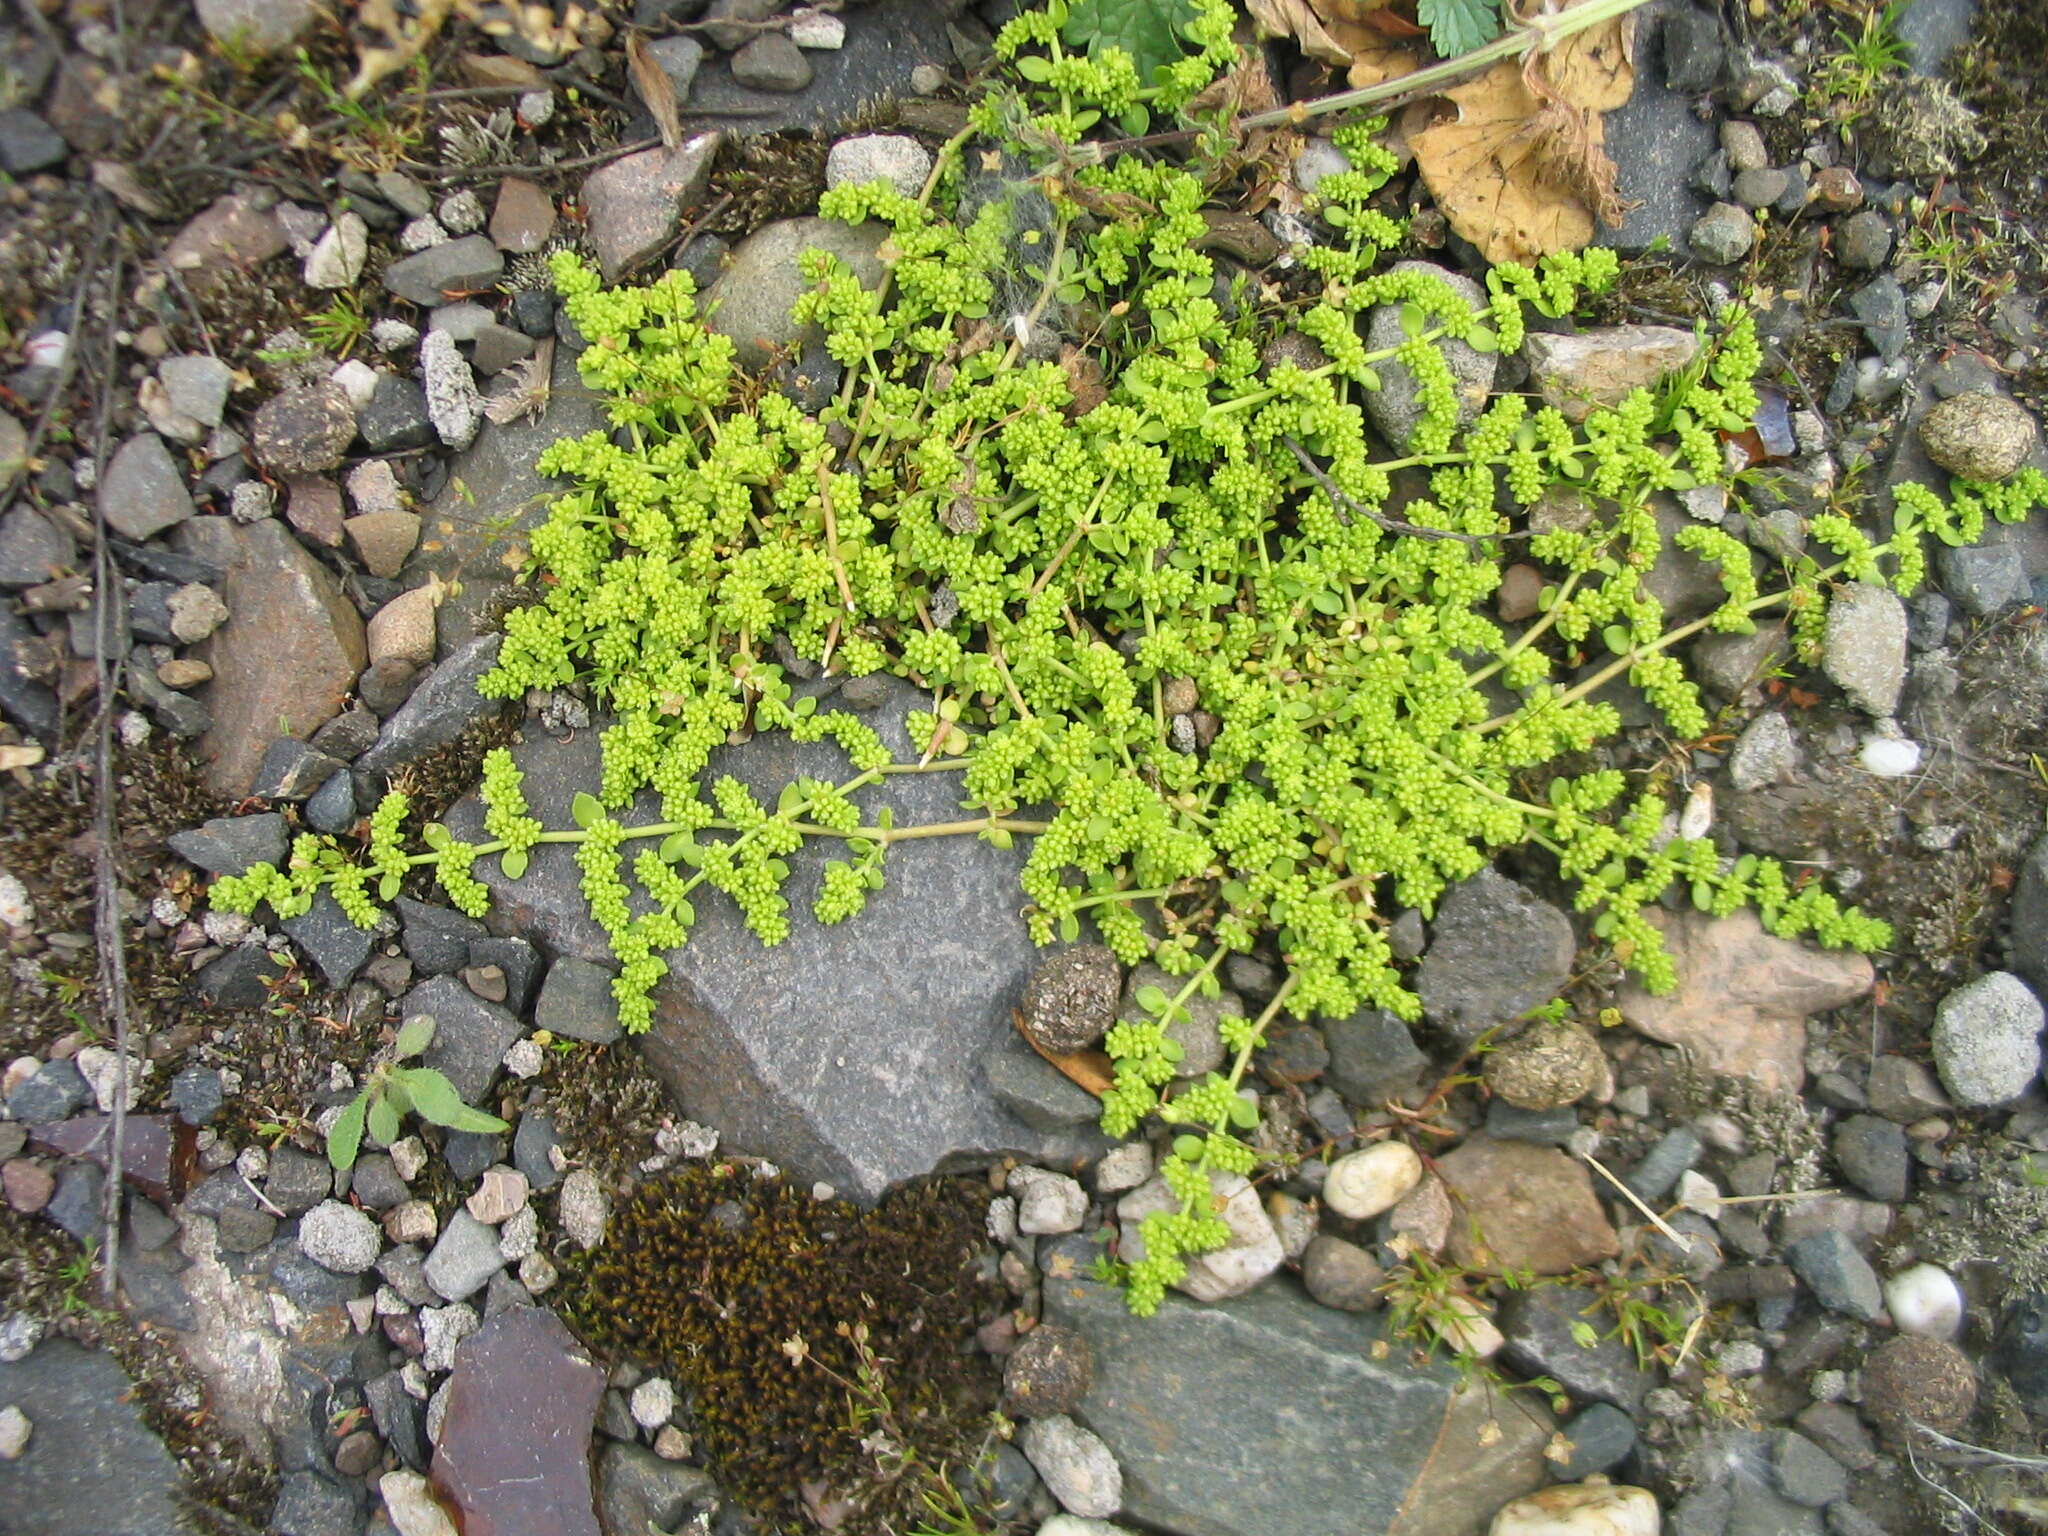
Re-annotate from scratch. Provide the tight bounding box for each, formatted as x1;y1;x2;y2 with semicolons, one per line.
630;1376;676;1431
465;1165;529;1225
1690;202;1755;263
419;329;482;450
730;34;813;91
1833;1113;1910;1202
0;1403;30;1460
560;1168;609;1250
1720;121;1767;171
1920;392;2040;482
824;135;933;198
422;1209;506;1301
304;213;368;289
1931;970;2043;1107
1834;210;1893;270
1300;1234;1385;1311
1322;1141;1423;1220
300;1199;382;1274
436;189;486;236
1011;1167;1087;1235
422;1303;480;1373
1003;1325;1093;1417
1786;1229;1884;1321
1020;946;1121;1053
1020;1414;1122;1519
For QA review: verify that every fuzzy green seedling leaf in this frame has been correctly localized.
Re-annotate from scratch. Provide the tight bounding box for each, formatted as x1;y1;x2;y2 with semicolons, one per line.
392;1067;509;1134
367;1090;401;1147
327;1093;367;1171
394;1014;437;1058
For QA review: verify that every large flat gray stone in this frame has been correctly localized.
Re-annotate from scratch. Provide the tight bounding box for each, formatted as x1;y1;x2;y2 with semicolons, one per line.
1041;1273;1549;1536
1596;1;1715;255
447;675;1106;1198
0;1340;186;1536
673;0;952;135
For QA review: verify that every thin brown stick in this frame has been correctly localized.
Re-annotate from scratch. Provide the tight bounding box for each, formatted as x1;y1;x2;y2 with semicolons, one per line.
1285;438;1529;544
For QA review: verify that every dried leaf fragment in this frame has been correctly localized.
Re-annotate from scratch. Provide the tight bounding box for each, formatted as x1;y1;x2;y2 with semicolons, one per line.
626;32;683;150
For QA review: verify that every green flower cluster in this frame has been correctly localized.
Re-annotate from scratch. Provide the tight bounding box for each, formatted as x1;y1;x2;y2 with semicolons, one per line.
199;27;2048;1311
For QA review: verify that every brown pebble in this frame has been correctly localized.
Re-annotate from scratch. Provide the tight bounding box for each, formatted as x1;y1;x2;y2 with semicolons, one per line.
333;1428;382;1478
156;658;213;689
2;1158;54;1214
1860;1334;1976;1445
462;964;508;1003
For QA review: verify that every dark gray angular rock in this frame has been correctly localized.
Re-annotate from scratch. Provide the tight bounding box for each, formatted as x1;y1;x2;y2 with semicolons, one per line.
1832;1113;1909;1202
1485;1100;1580;1145
0;108;66;173
1786;1230;1885;1321
731;33;813;90
304;768;357;835
0;1341;186;1536
382;235;505;307
218;1205;279;1252
1042;1273;1521;1536
673;0;954;134
1322;1007;1429;1107
1851;275;1910;363
1498;1284;1650;1413
1661;2;1725;91
356;373;434;453
250;739;344;801
599;1442;718;1536
401;974;521;1105
397;897;487;975
443;1129;506;1183
377;1244;435;1307
1415;868;1575;1045
445;677;1119;1200
512;1106;563;1192
346;1151;408;1211
283;892;376;990
1558;1401;1636;1479
195;944;277;1008
271;1470;362;1536
168;812;291;875
1935;516;2031;616
8;1058;91;1123
1597;5;1714;253
423;1208;505;1301
1673;1433;1825;1536
127;648;211;738
1774;1430;1849;1508
532;955;622;1044
1626;1126;1703;1203
468;936;542;1014
311;705;381;761
354;635;507;777
266;1145;336;1216
128;582;179;644
984;1030;1114;1132
366;1367;430;1469
0;507;74;588
99;433;195;541
0;603;57;738
169;1065;225;1125
45;1160;105;1244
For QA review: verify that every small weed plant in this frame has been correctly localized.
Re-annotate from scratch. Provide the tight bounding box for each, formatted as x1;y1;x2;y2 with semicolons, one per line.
326;1013;509;1171
210;0;2048;1312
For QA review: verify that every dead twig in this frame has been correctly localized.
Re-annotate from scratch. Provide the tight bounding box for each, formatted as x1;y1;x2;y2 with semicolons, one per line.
1285;438;1531;545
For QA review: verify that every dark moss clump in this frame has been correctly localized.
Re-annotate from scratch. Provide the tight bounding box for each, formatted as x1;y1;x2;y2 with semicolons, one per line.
536;1036;673;1179
560;1165;1003;1532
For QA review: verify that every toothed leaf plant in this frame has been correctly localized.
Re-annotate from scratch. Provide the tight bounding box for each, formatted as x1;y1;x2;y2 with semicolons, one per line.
208;0;2048;1312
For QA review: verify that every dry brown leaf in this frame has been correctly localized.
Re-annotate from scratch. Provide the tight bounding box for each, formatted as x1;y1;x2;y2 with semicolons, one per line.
1244;0;1351;67
1409;7;1636;265
1332;26;1421;89
626;32;683;150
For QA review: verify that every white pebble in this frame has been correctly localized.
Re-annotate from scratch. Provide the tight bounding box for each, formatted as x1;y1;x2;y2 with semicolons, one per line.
630;1375;676;1430
1012;1167;1088;1235
516;90;554;126
788;9;845;48
1675;1169;1723;1218
373;319;420;353
1860;733;1922;777
330;358;379;410
1488;1481;1660;1536
380;1470;458;1536
502;1037;544;1080
1321;1141;1423;1220
0;872;34;929
1884;1262;1964;1341
0;1404;29;1460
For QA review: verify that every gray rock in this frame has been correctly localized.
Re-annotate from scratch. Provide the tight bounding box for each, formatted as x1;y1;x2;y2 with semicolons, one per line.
194;945;277;1008
1920;391;2040;482
0;1340;186;1536
1821;581;1908;715
7;1059;90;1124
382;236;505;308
1935;516;2031;615
1361;262;1494;452
0;604;57;738
298;1200;382;1274
1415;867;1575;1045
419;329;482;451
168;811;289;875
532;955;623;1044
682;0;952;132
1598;9;1715;250
1300;1235;1384;1312
1850;275;1910;363
639;35;706;109
195;0;318;53
1558;1401;1636;1479
401;974;522;1105
1690;202;1756;263
283;892;376;990
250;384;356;476
1730;710;1799;791
1322;1006;1428;1106
356;374;434;454
398;897;487;976
1661;3;1725;92
271;1471;360;1536
168;1065;224;1126
1834;210;1893;270
445;677;1107;1199
1019;1414;1121;1519
1485;1100;1579;1145
1498;1284;1650;1413
512;1108;563;1193
985;1031;1108;1131
1043;1274;1496;1536
2014;833;2048;999
1673;1432;1825;1536
347;1153;408;1211
304;769;357;835
1627;1126;1702;1203
366;1368;429;1469
1786;1230;1885;1321
355;636;507;776
0;109;65;174
706;215;889;371
704;0;780;50
1930;970;2043;1106
1774;1430;1848;1507
731;34;814;91
423;1209;505;1301
250;738;342;801
469;323;535;378
599;1442;717;1536
825;134;933;198
581;136;722;284
1733;167;1791;211
98;434;194;541
1832;1114;1909;1202
44;1163;104;1244
0;508;72;588
267;1145;338;1215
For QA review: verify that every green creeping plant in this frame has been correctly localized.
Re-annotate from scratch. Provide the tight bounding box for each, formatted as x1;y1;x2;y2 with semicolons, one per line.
208;0;2048;1312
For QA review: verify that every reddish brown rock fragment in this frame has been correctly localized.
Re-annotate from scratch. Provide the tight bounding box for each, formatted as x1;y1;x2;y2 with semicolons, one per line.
29;1114;199;1203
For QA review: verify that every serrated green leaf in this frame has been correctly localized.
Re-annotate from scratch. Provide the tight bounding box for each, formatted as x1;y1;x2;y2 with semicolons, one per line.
328;1093;367;1171
499;848;528;881
571;791;604;830
393;1068;509;1134
1061;0;1199;81
1417;0;1501;59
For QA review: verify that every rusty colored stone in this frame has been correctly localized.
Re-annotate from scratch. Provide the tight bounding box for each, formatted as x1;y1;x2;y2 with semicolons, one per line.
432;1307;604;1536
1434;1137;1620;1276
29;1114;199;1203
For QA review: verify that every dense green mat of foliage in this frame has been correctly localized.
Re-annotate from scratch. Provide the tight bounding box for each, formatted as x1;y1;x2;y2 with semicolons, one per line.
212;0;2048;1310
